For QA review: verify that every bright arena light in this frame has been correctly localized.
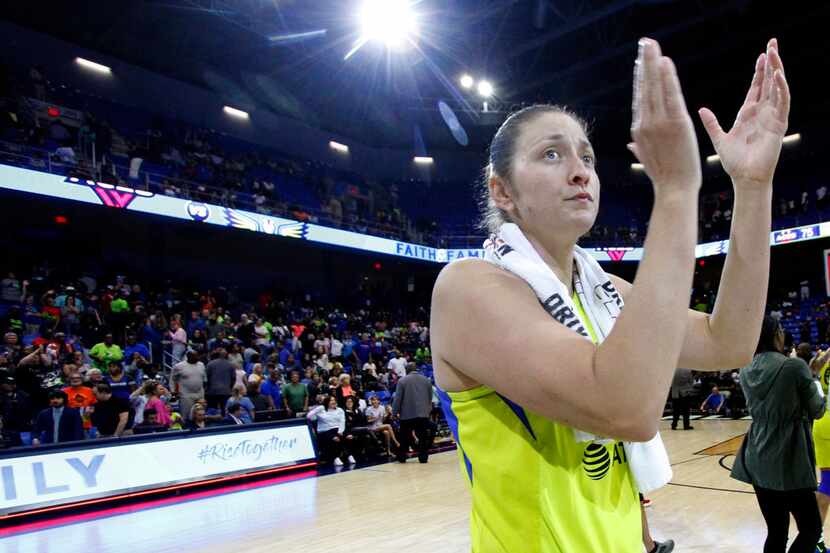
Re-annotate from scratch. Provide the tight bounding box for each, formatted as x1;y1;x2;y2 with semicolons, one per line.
75;57;111;74
631;163;645;171
223;106;249;119
460;74;474;89
359;0;418;49
478;80;494;97
329;141;349;153
413;156;434;164
707;154;720;163
783;133;801;144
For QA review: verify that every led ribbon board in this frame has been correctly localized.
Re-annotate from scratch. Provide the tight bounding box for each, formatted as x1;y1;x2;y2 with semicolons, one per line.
0;164;826;263
0;422;316;517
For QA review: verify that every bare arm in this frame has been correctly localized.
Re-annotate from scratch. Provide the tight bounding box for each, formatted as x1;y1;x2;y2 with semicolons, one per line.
114;412;128;437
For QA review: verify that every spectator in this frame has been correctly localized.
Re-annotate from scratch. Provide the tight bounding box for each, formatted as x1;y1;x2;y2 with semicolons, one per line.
387;351;407;380
732;316;825;551
32;389;84;445
254;318;270;348
307;395;347;466
248;381;271;413
89;333;124;372
260;365;283;412
90;383;129;438
392;362;433;463
342;396;367;463
227;343;244;370
205;348;236;411
124;333;152;365
334;373;356;408
172;350;207;421
186;404;208;430
234;360;248;389
700;385;725;416
168;319;187;363
0;272;22;304
62;372;97;431
365;394;399;456
61;295;81;337
226;384;255;423
105;360;135;401
133;408;167;434
86;368;105;388
129;379;156;426
224;402;245;425
307;372;322;404
144;382;171;427
0;374;33;446
248;363;265;385
283;369;309;417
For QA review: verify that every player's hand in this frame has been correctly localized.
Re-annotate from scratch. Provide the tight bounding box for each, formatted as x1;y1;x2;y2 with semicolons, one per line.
698;39;790;189
629;38;701;198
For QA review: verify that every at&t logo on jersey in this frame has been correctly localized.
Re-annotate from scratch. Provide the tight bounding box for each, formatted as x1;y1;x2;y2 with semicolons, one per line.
582;441;627;481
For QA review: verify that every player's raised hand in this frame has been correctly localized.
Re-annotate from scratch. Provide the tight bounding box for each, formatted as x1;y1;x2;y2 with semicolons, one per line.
698;39;790;188
629;38;701;196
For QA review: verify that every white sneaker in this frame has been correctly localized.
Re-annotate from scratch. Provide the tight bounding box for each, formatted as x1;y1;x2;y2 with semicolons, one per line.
347;455;356;464
333;458;343;466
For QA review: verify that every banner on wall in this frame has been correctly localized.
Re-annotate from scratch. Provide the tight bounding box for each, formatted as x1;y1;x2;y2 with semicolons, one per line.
1;163;828;264
0;423;316;517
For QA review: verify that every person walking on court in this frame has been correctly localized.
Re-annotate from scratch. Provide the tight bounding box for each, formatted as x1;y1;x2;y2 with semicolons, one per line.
671;368;695;430
393;362;433;463
731;315;825;553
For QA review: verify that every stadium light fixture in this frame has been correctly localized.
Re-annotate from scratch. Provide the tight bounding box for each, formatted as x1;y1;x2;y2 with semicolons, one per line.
631;163;645;171
783;133;801;144
75;57;111;74
223;106;249;119
478;80;494;98
359;0;418;49
706;154;720;164
460;74;474;89
329;141;349;153
413;156;434;164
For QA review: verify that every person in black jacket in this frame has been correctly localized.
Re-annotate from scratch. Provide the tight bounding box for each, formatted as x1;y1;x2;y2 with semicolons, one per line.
1;374;33;446
32;389;84;445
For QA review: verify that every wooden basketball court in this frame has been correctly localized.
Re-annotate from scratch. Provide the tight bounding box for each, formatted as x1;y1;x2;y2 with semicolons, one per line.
4;419;814;552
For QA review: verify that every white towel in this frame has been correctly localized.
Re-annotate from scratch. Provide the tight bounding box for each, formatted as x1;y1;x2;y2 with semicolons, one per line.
483;223;672;493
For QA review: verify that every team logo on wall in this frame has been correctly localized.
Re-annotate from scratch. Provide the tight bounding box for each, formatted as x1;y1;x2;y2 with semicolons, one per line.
223;208;308;239
582;442;611;480
66;176;153;209
186;202;211;222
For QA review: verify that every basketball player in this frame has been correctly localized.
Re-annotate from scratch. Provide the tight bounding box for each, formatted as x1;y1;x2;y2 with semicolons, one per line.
431;37;789;551
811;348;830;552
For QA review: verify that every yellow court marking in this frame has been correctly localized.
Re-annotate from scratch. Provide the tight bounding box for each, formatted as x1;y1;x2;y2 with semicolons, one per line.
694;434;745;457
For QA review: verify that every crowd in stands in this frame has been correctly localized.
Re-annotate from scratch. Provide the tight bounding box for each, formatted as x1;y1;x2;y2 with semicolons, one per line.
2;62;827;252
0;267;439;466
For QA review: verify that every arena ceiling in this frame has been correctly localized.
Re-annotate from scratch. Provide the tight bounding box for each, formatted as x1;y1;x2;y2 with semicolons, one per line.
3;0;826;156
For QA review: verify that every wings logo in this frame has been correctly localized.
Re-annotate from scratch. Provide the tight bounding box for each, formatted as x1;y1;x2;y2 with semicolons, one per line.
66;176;153;209
186;202;211;222
223;209;308;239
602;249;629;262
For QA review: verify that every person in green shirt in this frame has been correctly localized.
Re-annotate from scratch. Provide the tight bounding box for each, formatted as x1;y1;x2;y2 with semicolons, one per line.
282;370;308;417
110;294;129;314
89;333;124;372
